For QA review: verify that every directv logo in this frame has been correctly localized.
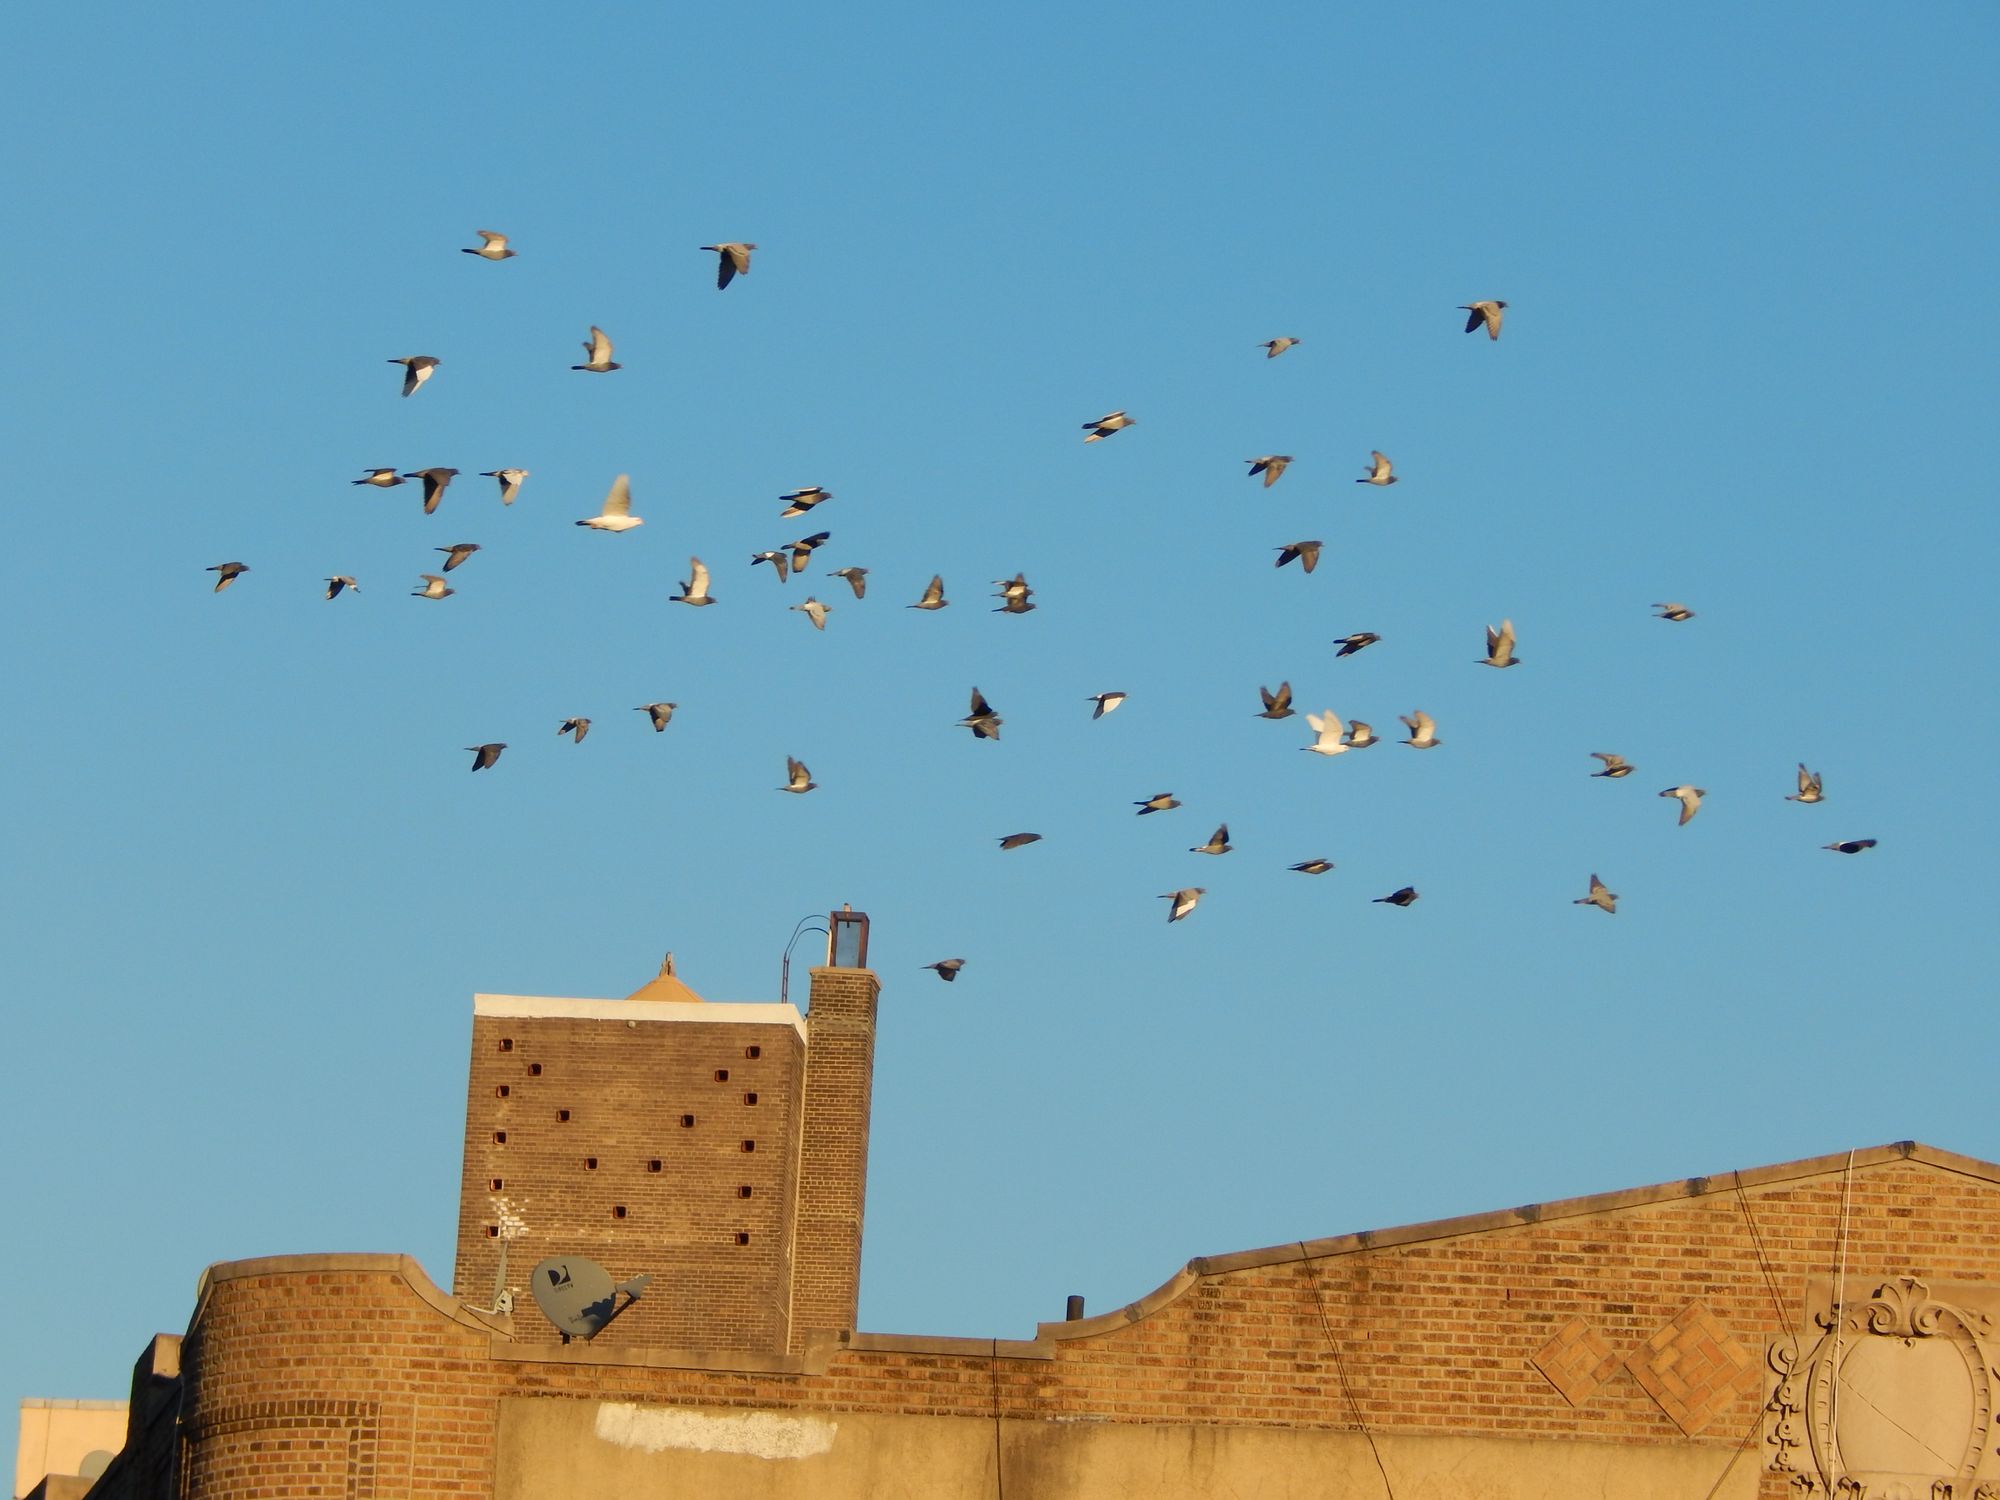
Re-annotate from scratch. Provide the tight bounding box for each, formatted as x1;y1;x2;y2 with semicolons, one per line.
544;1265;573;1290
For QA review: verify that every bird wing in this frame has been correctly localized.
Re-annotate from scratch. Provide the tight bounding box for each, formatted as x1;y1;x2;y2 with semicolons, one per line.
587;326;613;363
968;687;995;718
602;474;632;518
477;230;508;250
920;574;943;604
688;558;711;596
1271;681;1292;712
716;250;737;289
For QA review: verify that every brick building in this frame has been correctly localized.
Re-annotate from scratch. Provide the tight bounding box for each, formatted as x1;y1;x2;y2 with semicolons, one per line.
40;915;2000;1500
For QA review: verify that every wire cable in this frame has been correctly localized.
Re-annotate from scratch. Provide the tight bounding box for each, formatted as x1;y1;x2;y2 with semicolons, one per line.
1298;1244;1397;1500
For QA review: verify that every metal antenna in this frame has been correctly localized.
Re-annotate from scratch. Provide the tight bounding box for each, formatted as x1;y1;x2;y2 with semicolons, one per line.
781;912;829;1007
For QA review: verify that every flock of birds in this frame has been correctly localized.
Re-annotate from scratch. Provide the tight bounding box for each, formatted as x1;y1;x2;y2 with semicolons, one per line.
201;241;1878;982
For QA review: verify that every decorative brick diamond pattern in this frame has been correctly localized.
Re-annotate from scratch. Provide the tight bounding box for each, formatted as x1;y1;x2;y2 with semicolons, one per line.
1624;1300;1756;1435
1531;1316;1621;1406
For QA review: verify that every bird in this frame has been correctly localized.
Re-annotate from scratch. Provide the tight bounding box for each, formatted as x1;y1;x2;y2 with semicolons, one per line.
324;575;359;599
635;703;677;732
908;575;948;610
829;566;868;599
576;474;642;532
435;542;481;572
1247;455;1293;488
1575;874;1618;914
1659;786;1706;826
480;469;529;505
1260;337;1300;358
404;467;460;515
1374;886;1420;907
1590;753;1635;779
1134;793;1181;815
1479;619;1521;668
1824;839;1878;855
960;687;1003;741
1653;601;1696;622
1257;682;1296;720
1303;711;1348;756
1787;765;1825;804
1190;824;1232;856
992;573;1035;614
571;326;620;372
1290;858;1335;875
1355;451;1397;487
1399;710;1441;748
1083;411;1135;442
673;558;715;606
1087;692;1127;719
1335;632;1381;657
1344;720;1380;749
1274;540;1322;573
462;230;516;261
998;833;1042;851
1460;300;1507;340
557;717;591;743
207;561;249;592
787;532;831;573
922;958;966;982
750;550;791;581
389;356;439;397
781;486;832;517
791;596;831;631
466;743;506;772
412;574;453;600
701;242;756;289
352;468;405;488
780;756;817;794
1160;888;1205;923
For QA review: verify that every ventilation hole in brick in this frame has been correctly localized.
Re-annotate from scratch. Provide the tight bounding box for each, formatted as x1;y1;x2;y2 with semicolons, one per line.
527;1062;543;1077
585;1157;598;1170
612;1205;627;1220
495;1085;510;1098
648;1159;662;1173
498;1038;514;1052
738;1185;754;1199
493;1131;507;1144
741;1139;756;1153
743;1092;759;1106
490;1177;503;1191
736;1232;751;1246
557;1109;571;1122
681;1114;696;1128
714;1068;730;1082
745;1045;761;1059
486;1225;499;1237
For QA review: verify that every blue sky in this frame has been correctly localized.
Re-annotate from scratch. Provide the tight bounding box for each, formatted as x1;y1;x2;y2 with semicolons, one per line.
4;1;1996;1477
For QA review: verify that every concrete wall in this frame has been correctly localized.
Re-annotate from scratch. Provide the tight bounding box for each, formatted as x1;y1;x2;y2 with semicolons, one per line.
14;1403;125;1499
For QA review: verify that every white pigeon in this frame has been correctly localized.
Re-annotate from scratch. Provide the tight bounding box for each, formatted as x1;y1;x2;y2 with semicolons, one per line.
572;325;620;372
576;474;642;532
480;468;529;505
1303;710;1349;756
791;596;831;631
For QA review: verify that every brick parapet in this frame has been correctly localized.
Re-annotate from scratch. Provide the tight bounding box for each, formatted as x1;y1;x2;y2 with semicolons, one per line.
790;967;881;1349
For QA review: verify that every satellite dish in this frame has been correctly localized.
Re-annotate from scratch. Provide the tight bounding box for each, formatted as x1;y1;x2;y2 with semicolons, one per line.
530;1255;652;1342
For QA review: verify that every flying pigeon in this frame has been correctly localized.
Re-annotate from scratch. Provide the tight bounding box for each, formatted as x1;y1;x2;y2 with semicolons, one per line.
1344;720;1380;749
998;833;1042;851
636;703;677;732
1575;874;1618;914
1460;300;1507;340
1659;785;1706;826
405;467;460;515
1823;839;1877;855
207;561;249;592
1335;632;1381;657
923;958;966;981
1357;451;1397;486
781;486;831;517
1247;455;1293;488
960;687;1003;741
353;468;405;488
1257;682;1295;720
908;574;949;610
435;542;481;572
1134;793;1181;815
1274;540;1322;573
751;549;791;581
467;742;506;772
701;242;756;289
992;573;1035;614
672;558;715;606
1087;692;1127;719
787;532;831;573
576;474;642;532
324;575;359;599
572;325;620;372
829;566;868;598
1160;888;1205;923
1400;710;1441;749
481;469;530;505
1083;411;1135;443
1290;858;1335;875
462;230;516;261
389;356;439;397
791;596;831;631
1373;886;1420;907
412;574;454;600
1653;601;1696;622
1590;753;1635;779
1303;711;1348;756
780;756;817;794
558;717;591;743
1190;824;1232;855
1260;337;1300;358
1479;619;1520;668
1787;765;1825;804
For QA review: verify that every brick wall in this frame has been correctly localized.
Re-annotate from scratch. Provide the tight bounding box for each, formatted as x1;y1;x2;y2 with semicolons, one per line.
789;967;880;1348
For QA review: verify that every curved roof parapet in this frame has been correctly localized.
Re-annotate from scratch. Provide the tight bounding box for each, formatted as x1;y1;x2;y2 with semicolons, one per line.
190;1253;514;1338
626;951;705;1003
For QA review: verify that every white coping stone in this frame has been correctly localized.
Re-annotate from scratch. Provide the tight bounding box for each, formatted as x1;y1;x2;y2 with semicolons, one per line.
592;1402;837;1460
474;994;806;1040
